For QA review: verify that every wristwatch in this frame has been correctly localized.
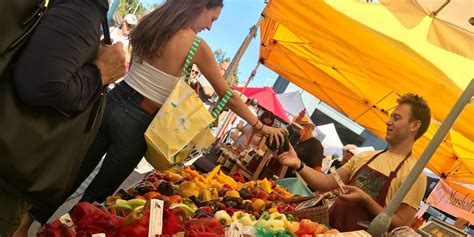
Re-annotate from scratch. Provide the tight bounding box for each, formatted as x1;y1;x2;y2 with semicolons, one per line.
293;161;305;173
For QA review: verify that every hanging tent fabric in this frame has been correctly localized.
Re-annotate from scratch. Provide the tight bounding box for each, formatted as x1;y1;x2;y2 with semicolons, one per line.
276;91;307;118
259;0;474;184
276;91;327;141
380;0;474;60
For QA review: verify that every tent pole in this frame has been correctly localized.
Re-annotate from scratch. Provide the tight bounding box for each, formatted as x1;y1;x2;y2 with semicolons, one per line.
132;0;141;15
240;62;261;94
367;79;474;236
223;15;264;82
216;62;262;140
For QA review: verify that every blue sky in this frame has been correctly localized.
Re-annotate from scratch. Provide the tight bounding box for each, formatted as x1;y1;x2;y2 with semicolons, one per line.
139;0;278;87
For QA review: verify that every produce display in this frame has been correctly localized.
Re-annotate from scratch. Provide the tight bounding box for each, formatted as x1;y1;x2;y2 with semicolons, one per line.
38;165;339;236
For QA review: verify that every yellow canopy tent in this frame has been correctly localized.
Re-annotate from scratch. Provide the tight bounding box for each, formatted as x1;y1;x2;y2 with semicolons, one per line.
259;0;474;183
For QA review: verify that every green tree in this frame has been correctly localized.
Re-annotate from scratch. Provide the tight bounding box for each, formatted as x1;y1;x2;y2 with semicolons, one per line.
116;0;146;19
214;49;240;86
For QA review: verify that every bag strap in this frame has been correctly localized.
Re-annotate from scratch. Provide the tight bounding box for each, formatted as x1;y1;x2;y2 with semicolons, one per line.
211;88;232;119
183;35;202;83
3;0;50;56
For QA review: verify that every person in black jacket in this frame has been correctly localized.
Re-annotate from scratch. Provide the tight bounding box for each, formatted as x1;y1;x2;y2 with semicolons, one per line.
4;0;126;236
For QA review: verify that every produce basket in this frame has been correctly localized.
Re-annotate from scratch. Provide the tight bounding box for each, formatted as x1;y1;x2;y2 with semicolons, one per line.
284;195;329;226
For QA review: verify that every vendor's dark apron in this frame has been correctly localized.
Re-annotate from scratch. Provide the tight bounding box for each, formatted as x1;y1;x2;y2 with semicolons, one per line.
328;149;411;231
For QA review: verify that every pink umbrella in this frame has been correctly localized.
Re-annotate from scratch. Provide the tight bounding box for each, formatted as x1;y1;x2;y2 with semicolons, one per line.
232;86;290;123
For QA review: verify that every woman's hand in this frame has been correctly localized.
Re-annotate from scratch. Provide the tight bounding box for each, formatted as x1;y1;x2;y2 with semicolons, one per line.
261;125;287;148
277;144;300;169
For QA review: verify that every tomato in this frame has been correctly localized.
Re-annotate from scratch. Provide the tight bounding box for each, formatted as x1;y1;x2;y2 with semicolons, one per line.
298;219;317;234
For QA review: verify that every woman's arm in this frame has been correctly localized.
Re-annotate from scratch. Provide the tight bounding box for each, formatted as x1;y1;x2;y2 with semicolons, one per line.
193;39;286;145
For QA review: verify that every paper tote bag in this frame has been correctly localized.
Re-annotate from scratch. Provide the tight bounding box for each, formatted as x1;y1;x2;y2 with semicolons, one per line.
144;78;212;169
144;80;232;170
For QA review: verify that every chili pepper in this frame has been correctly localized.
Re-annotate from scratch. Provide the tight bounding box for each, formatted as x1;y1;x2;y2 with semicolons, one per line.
276;203;287;212
225;206;236;216
199;206;214;214
104;195;121;207
232;172;245;183
121;206;144;227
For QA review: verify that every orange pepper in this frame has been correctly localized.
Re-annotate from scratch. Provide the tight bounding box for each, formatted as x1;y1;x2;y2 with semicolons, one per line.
168;195;183;204
143;191;161;200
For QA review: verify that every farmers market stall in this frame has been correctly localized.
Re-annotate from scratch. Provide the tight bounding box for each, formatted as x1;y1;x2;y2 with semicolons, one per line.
38;166;353;236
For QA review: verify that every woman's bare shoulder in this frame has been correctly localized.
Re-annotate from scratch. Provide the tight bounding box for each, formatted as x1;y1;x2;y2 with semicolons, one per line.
168;29;198;47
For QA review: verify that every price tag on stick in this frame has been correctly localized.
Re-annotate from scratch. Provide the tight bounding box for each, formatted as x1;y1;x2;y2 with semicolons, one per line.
148;199;164;237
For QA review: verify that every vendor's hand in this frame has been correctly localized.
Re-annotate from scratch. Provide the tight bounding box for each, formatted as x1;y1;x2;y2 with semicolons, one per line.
337;185;370;204
261;125;287;148
277;144;300;169
94;42;126;85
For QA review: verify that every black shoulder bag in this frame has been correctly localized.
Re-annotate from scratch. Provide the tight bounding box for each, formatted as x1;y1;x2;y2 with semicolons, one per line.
0;0;108;210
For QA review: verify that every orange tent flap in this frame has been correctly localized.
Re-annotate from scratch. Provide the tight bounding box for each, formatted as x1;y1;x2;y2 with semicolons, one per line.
260;0;474;183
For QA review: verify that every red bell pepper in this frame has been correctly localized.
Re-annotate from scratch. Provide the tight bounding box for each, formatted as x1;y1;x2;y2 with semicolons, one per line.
37;223;75;237
183;218;224;237
162;208;184;235
69;202;98;223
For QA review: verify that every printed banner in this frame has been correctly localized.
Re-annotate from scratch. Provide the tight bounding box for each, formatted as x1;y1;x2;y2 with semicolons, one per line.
426;180;474;223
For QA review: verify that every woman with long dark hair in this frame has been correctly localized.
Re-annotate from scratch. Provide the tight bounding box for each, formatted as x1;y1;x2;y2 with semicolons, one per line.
15;0;286;234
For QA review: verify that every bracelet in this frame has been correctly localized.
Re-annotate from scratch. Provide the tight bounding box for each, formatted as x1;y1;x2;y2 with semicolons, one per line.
259;123;264;132
294;161;305;173
252;119;259;127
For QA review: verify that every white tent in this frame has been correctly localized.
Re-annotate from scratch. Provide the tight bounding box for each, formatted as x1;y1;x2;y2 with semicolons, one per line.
277;91;326;141
317;123;344;157
276;91;307;118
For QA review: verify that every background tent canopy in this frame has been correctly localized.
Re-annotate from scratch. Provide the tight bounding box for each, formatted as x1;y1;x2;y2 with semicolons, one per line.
232;86;290;123
259;0;474;184
276;91;307;118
